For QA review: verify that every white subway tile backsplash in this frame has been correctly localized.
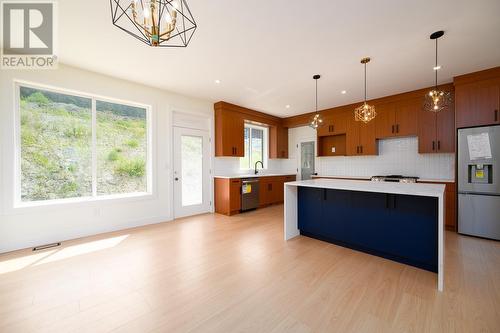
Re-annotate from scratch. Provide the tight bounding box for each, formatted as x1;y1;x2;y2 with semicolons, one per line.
317;137;454;179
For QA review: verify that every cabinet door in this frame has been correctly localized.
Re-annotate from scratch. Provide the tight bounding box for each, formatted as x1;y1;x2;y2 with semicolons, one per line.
358;120;377;155
436;101;455;153
417;106;437;153
231;113;245;157
297;187;324;234
259;178;271;205
347;191;390;249
278;126;289;158
388;194;438;272
395;98;418;137
375;102;396;139
346;119;360;156
323;189;351;242
229;179;241;212
317;115;334;137
273;178;285;203
456;80;500;127
215;110;245;157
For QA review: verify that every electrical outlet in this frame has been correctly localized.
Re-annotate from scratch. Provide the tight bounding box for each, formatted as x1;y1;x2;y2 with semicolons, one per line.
331;147;336;153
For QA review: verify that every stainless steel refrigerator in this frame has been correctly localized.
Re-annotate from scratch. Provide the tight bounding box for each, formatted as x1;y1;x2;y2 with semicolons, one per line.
458;125;500;240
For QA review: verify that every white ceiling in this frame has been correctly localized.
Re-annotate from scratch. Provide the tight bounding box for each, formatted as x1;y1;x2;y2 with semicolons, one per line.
59;0;500;117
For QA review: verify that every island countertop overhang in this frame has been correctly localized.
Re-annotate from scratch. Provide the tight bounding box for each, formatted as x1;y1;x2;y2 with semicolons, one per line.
285;179;445;198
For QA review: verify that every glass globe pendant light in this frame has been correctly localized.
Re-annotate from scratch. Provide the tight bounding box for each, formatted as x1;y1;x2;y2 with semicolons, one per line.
354;57;376;123
424;31;451;112
309;75;324;129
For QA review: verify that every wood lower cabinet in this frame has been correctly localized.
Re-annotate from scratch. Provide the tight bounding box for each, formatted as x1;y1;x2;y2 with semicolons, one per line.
269;126;289;159
417;95;455;153
215;175;296;216
455;78;500;128
347;118;377;156
215;109;244;157
215;178;241;215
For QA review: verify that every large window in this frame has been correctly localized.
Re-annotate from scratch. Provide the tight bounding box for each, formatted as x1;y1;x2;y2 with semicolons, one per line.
240;124;268;170
18;84;150;204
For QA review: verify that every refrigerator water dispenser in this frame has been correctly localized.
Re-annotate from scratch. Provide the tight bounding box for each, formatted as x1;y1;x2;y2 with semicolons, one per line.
468;164;493;184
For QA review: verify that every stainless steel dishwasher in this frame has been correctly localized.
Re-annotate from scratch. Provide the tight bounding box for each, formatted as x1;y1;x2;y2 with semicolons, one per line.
241;178;260;211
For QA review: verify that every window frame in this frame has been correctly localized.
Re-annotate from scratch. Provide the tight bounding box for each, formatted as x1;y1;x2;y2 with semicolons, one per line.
240;123;268;170
13;81;153;208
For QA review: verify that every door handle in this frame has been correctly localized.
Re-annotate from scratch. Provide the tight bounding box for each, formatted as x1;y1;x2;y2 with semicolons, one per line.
432;141;435;150
360;146;363;154
396;124;399;133
356;146;359;154
495;109;498;122
175;177;179;181
437;140;441;150
332;124;334;132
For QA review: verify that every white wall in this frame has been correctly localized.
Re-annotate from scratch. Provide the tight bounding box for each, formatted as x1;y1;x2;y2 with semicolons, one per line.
0;64;213;253
284;126;455;180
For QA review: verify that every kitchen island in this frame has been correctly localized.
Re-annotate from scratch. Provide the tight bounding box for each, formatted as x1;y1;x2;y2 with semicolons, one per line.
284;179;445;291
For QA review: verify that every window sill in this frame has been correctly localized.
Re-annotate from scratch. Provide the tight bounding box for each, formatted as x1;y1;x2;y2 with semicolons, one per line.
7;192;154;215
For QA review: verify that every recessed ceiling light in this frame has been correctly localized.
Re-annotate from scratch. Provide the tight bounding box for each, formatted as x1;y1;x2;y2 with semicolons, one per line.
341;90;347;94
285;105;290;109
433;65;441;70
214;79;221;84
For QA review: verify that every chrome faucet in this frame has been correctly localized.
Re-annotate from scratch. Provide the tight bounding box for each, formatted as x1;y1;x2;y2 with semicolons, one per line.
254;161;264;174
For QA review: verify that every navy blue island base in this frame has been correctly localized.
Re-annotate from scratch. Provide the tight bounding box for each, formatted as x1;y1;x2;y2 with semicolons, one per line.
297;187;438;273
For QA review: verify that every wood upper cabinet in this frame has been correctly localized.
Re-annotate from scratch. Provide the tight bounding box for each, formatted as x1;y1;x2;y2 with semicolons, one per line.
455;78;500;128
347;118;377;156
317;112;348;136
395;98;419;137
375;99;418;139
418;96;455;154
375;102;396;138
215;109;244;157
269;126;288;159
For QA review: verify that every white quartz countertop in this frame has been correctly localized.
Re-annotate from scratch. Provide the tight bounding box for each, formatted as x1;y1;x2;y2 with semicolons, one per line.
286;178;445;197
214;173;296;179
312;175;455;183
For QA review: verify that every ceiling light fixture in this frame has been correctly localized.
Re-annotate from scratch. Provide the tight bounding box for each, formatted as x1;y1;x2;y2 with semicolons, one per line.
354;57;376;123
309;75;324;129
424;31;451;113
341;90;347;94
285;105;290;109
110;0;197;47
215;79;221;84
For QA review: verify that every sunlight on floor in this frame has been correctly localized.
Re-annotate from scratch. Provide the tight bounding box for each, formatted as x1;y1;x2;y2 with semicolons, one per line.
0;235;129;274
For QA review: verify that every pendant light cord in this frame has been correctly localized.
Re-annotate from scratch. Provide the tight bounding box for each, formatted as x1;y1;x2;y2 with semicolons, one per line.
364;62;367;102
435;38;438;89
315;78;318;112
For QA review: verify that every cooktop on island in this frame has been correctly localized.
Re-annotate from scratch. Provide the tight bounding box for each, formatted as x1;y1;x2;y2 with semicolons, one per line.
371;175;419;183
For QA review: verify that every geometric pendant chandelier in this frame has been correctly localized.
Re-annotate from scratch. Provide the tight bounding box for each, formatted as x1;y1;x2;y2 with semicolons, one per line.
110;0;197;47
424;30;452;112
354;57;376;123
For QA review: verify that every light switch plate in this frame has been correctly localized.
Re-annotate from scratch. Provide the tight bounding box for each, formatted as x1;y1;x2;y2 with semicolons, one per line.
331;147;336;153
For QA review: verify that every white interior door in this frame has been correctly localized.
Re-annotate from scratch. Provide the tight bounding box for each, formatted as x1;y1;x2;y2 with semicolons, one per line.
297;138;317;180
173;127;210;218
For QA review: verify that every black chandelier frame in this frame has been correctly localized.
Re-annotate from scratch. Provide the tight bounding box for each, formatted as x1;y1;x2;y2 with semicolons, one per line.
110;0;197;47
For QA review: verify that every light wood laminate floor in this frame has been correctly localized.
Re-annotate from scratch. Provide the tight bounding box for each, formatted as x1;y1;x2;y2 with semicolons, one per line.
0;205;499;333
